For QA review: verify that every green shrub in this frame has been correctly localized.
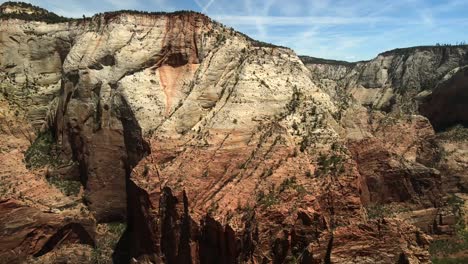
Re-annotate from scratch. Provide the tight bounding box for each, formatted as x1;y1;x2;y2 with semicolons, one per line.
236;31;289;49
256;187;279;208
279;176;307;195
92;222;126;263
47;176;81;196
366;204;392;219
0;2;72;23
107;222;126;237
299;55;357;66
380;44;468;57
429;237;468;257
316;153;345;177
24;131;56;169
430;194;468;260
447;194;464;214
437;125;468;142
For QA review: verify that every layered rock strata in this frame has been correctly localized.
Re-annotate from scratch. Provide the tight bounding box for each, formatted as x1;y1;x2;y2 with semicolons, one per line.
0;2;467;263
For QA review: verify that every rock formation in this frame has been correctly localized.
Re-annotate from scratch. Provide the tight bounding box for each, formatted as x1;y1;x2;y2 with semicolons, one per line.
302;46;468;263
419;65;468;130
301;45;468;116
0;1;467;263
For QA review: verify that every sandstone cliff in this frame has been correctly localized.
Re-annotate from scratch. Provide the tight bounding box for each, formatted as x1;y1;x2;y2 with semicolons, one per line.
1;2;467;264
302;46;468;123
302;46;468;263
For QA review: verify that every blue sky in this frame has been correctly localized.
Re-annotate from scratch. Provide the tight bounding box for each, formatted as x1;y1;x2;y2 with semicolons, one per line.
3;0;468;61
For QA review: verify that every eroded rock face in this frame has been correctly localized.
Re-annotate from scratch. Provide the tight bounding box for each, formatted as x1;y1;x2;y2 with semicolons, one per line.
303;49;468;262
0;95;97;263
0;19;78;129
0;199;95;262
345;110;441;205
54;12;212;222
419;66;468;131
127;186;259;263
311;219;431;264
301;46;468;115
1;2;466;263
127;185;433;264
435;126;468;193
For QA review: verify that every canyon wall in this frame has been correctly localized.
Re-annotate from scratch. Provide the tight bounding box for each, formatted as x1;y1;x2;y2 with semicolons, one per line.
1;2;467;263
302;46;468;120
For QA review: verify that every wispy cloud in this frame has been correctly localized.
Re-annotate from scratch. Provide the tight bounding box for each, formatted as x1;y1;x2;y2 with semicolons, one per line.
193;0;216;13
203;0;216;12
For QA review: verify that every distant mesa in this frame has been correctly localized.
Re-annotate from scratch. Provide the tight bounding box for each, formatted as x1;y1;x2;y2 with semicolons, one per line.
0;1;71;23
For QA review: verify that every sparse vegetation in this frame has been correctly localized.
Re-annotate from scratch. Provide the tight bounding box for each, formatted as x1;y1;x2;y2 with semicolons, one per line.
236;31;290;49
430;237;468;257
215;34;226;45
92;222;126;264
24;130;58;169
437;125;468;142
430;195;468;262
1;2;207;25
286;85;301;113
142;164;150;177
364;204;410;220
0;1;73;23
447;194;464;214
279;176;307;194
208;202;219;215
431;256;468;264
366;204;393;219
47;175;81;196
236;200;255;217
299;55;359;66
379;43;468;56
315;153;345;177
256;186;279;208
256;177;308;209
332;93;352;120
99;9;204;18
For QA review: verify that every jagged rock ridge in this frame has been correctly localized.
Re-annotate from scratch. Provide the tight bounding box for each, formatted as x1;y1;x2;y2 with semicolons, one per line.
301;45;468;126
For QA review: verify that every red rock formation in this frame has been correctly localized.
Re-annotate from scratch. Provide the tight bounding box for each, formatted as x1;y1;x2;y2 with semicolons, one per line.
0;199;95;262
53;12;210;223
2;3;467;263
347;113;442;206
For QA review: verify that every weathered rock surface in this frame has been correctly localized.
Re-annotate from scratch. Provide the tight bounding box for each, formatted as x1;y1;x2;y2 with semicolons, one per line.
419;66;468;130
302;46;468;116
1;1;467;263
344;109;441;205
302;45;468;264
0;18;77;129
435;126;468;193
0;199;95;262
0;95;96;263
